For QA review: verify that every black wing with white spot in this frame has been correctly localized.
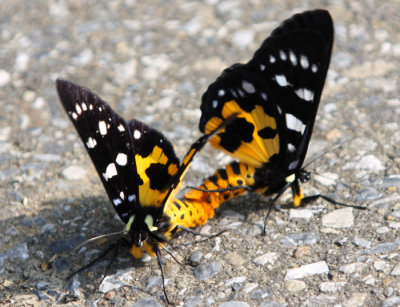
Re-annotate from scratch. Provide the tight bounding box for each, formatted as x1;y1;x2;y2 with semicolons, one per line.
199;9;333;175
57;79;141;223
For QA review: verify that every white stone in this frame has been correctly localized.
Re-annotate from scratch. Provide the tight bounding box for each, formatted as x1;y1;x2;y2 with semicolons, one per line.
62;165;87;180
0;69;11;87
319;281;346;292
232;29;254;49
288;208;314;220
285;261;329;280
252;252;278;266
322;208;354;228
339;262;367;274
391;263;400;276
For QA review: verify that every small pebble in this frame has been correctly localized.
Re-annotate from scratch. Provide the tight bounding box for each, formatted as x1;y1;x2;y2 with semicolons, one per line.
382;175;400;187
363;240;400;254
293;246;311;259
193;262;220;280
188;251;203;266
280;232;320;247
353;237;372;249
0;69;11;86
390;263;400;276
288;209;314;220
224;252;245;266
132;297;162;307
284;280;306;293
232;29;254;49
285;261;329;280
344;292;367;307
322;208;354;228
62;165;87;180
339;262;367;274
218;301;250;307
252;252;278;266
225;276;246;287
242;283;258;294
185;296;202;307
319;281;346;292
382;297;400;307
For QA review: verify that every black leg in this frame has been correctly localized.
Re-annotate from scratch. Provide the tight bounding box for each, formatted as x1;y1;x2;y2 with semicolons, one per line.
154;245;173;306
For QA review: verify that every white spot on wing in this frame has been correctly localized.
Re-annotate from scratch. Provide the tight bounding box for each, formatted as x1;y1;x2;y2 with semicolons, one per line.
276;105;282;114
261;92;268;101
288;160;299;170
311;64;318;73
279;50;287;61
260;64;266;71
295;88;314;102
117;124;125;132
99;121;107;135
242;80;256;94
218;89;225;97
120;191;125;200
75;104;82;115
288;143;296;152
116;153;128;166
286;113;305;133
134;130;141;139
269;55;276;63
128;194;136;202
81;103;88;111
71;112;78;120
89;104;93;110
289;50;297;66
86;137;97;149
113;198;122;206
212;100;218;109
300;55;309;69
275;75;290;87
103;163;117;181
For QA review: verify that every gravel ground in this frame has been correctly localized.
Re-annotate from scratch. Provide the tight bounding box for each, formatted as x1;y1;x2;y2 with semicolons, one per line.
1;0;400;306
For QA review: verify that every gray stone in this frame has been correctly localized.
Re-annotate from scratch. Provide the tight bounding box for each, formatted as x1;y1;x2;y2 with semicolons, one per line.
252;253;278;266
362;240;400;254
189;251;203;266
260;301;288;307
0;243;29;266
225;276;246;287
354;237;372;249
281;232;320;247
382;175;400;187
219;301;250;307
133;297;162;307
193;262;220;280
381;296;400;307
185;296;202;307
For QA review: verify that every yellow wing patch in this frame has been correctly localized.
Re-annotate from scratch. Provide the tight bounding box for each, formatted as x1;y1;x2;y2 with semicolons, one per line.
204;100;280;167
135;145;179;207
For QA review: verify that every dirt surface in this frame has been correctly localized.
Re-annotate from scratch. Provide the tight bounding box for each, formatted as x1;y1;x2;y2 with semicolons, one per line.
1;0;400;306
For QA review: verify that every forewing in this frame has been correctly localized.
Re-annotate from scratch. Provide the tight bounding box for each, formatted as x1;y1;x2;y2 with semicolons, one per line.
56;79;139;223
199;9;333;174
